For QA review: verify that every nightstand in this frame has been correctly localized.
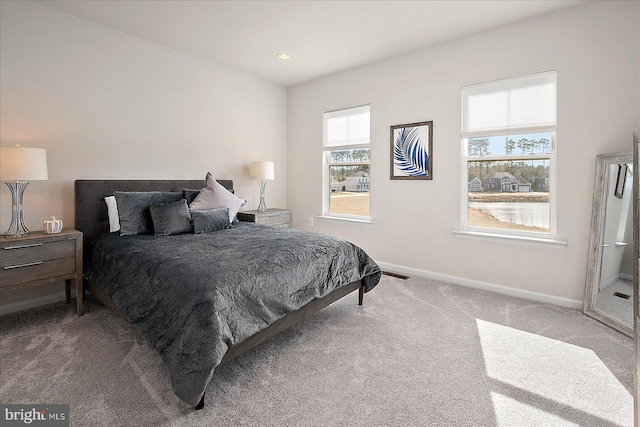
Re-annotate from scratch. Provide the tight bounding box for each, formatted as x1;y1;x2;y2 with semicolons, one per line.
0;229;83;315
237;209;291;228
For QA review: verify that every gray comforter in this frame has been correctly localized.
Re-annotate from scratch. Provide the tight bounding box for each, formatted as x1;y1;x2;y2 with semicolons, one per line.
85;223;381;406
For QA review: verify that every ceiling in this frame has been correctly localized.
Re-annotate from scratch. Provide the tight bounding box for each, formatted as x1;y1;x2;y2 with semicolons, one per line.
38;0;586;87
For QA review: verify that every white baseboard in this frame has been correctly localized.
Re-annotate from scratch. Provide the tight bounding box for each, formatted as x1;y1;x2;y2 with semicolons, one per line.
0;292;69;316
600;273;633;291
376;261;583;310
599;275;619;291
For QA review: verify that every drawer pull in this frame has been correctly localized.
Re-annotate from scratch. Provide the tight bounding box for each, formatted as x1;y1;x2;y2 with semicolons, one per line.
4;261;44;270
3;243;44;250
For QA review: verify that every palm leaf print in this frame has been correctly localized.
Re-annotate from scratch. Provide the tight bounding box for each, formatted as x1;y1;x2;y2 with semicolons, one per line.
394;126;429;176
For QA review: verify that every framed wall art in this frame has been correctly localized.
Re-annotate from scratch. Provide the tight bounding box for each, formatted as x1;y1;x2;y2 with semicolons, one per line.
390;121;433;180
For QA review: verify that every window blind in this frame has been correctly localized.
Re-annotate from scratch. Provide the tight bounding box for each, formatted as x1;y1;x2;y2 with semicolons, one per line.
462;71;556;138
324;105;370;148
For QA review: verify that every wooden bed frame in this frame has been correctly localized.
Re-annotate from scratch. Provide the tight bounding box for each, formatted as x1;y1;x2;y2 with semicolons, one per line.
74;179;366;409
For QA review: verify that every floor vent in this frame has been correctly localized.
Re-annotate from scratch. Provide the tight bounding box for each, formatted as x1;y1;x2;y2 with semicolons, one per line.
613;292;631;300
381;271;410;280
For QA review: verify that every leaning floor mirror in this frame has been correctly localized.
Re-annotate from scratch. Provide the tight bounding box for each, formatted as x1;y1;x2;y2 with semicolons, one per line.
584;152;634;337
634;128;639;426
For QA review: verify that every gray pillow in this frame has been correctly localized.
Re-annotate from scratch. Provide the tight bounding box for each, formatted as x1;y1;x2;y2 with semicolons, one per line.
191;208;231;234
150;199;193;236
182;188;202;205
114;191;183;236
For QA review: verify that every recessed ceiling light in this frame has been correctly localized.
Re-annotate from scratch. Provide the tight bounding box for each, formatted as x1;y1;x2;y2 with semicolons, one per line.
277;53;291;60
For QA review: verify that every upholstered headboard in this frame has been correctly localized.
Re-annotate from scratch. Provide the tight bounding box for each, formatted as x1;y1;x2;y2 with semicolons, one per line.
74;179;233;257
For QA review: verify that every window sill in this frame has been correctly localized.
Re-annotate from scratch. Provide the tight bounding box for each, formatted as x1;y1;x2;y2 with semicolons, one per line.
452;229;567;249
317;215;374;225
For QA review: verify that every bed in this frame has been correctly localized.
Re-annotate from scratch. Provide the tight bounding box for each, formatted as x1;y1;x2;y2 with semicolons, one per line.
74;179;381;409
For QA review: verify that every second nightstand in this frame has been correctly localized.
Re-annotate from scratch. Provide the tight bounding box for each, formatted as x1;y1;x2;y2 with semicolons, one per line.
237;209;291;228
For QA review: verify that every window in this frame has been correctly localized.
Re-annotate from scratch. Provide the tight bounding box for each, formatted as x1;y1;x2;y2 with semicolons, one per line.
322;105;370;219
461;71;556;236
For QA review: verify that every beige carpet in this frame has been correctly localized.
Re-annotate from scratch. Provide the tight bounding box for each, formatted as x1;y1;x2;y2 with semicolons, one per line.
0;276;633;426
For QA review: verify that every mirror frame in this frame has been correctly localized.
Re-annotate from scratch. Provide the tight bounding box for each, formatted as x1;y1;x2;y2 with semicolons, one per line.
584;151;633;337
633;129;639;426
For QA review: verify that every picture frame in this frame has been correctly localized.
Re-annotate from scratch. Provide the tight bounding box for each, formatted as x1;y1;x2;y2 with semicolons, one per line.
614;163;627;199
390;121;433;180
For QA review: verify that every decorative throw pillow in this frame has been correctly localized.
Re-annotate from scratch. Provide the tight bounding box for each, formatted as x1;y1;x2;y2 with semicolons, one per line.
104;196;120;232
114;191;183;236
182;189;202;205
189;173;245;222
150;199;193;236
191;208;231;234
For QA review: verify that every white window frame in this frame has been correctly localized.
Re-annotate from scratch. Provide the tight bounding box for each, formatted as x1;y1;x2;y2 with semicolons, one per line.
459;71;560;243
322;104;371;220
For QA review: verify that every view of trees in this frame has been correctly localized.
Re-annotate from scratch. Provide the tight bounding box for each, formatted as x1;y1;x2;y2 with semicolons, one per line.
330;149;370;163
468;160;549;184
511;137;551;154
468;136;551;157
467;138;491;157
330;149;370;181
330;165;370;182
467;137;550;187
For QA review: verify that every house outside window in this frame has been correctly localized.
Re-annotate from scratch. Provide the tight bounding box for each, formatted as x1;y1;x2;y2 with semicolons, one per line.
461;71;557;236
322;105;371;219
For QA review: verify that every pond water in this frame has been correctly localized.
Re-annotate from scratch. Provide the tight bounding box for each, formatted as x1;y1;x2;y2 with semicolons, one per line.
469;201;549;229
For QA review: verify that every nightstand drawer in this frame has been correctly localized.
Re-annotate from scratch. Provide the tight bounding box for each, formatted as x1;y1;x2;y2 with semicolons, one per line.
256;213;291;227
237;209;291;228
1;239;75;268
1;257;76;288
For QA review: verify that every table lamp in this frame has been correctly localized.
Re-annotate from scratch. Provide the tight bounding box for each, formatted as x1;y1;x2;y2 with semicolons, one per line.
250;161;274;212
0;146;48;237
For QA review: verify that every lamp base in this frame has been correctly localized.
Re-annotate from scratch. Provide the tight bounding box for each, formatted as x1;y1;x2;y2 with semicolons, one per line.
4;181;31;238
257;180;268;212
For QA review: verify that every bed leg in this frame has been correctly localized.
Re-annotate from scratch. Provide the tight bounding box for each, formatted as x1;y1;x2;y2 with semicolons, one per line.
195;393;205;410
358;286;364;306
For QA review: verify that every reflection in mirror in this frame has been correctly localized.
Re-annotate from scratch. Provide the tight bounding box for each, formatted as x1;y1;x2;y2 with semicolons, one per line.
584;152;633;336
599;162;634;324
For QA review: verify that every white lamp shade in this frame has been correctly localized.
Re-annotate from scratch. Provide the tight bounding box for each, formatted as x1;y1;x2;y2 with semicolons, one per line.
250;161;274;180
0;147;48;181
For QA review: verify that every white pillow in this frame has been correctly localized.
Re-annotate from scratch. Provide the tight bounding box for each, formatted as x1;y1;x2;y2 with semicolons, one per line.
104;196;121;232
190;173;246;222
